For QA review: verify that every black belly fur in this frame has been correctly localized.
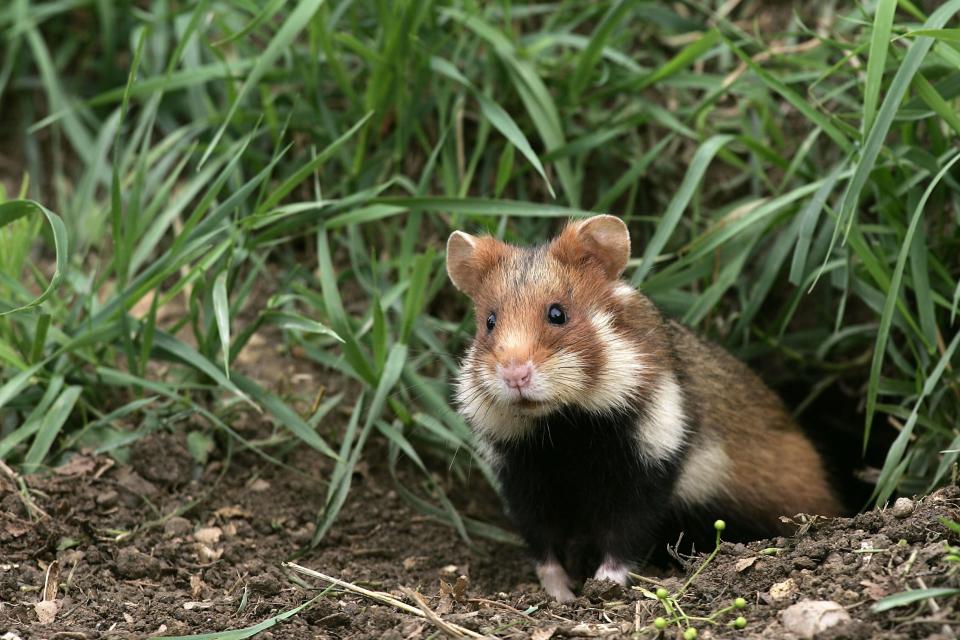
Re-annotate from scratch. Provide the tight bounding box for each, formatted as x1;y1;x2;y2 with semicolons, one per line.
493;406;685;581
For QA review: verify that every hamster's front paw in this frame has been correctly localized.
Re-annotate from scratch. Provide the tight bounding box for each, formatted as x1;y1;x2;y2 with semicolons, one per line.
536;556;576;603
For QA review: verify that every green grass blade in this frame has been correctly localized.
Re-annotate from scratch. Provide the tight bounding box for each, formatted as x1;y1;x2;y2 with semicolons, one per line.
569;0;631;99
157;593;326;640
22;385;82;474
872;588;960;613
632;135;734;285
232;374;338;459
199;0;326;167
834;1;960;249
862;0;898;134
0;200;68;316
212;271;231;377
864;151;960;451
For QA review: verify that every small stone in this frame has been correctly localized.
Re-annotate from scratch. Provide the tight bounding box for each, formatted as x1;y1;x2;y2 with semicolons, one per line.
115;547;167;579
891;497;914;519
34;600;58;624
164;517;193;538
581;578;623;601
95;489;118;507
114;468;158;506
193;527;222;545
780;600;851;639
250;479;271;492
769;578;798;600
248;574;281;596
317;612;350;628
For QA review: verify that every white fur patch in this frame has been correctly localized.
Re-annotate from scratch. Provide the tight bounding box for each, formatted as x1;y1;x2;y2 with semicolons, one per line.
593;556;630;585
537;556;575;603
673;438;731;506
585;312;647;412
636;375;688;463
538;348;589;405
455;345;534;441
613;282;636;301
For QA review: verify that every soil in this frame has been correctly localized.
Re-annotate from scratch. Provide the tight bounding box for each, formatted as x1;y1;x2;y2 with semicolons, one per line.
1;426;958;640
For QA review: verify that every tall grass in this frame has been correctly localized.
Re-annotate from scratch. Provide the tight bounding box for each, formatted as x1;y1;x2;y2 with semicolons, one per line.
1;0;958;540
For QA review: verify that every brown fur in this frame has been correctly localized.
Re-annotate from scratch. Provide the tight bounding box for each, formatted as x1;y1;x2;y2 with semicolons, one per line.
669;322;842;527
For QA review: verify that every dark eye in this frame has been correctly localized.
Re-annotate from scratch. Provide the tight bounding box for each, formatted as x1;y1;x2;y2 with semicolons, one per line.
548;304;566;325
486;312;497;332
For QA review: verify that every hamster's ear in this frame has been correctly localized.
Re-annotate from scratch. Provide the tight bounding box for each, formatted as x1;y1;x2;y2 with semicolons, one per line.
551;214;631;280
446;231;504;297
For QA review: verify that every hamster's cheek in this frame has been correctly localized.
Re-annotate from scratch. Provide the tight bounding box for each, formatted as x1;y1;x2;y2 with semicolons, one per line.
536;348;589;404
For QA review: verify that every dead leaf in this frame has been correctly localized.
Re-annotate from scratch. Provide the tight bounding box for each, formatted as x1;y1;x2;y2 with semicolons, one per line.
2;517;30;539
859;579;891;601
53;455;97;476
182;601;215;610
435;591;453;615
34;600;58;625
452;575;468;601
531;626;558;640
734;557;757;572
402;557;418;570
190;574;204;599
42;560;61;602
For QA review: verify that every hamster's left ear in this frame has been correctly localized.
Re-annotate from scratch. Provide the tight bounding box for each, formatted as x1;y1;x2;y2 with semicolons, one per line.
551;214;631;280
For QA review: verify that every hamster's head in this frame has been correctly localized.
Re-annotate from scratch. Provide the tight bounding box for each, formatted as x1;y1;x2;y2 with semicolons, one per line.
447;215;652;440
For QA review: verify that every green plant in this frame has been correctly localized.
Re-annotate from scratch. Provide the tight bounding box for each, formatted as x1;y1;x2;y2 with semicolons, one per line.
637;520;749;636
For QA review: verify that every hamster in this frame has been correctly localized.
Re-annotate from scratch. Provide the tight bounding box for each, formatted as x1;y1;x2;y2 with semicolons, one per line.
446;214;841;602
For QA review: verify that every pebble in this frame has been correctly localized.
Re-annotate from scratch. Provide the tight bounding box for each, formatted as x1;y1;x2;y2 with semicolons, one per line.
164;517;193;538
95;489;118;508
115;547;167;579
769;578;798;600
247;574;281;596
891;497;914;519
581;578;623;601
779;600;851;639
317;612;350;628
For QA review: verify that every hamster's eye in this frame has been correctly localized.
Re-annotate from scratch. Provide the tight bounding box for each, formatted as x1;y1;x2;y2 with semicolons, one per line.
548;304;566;325
486;312;497;332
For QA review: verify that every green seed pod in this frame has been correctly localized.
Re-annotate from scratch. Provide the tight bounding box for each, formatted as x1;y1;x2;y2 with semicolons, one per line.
734;616;747;629
653;617;667;630
655;587;669;599
683;627;698;640
713;519;726;532
734;597;747;609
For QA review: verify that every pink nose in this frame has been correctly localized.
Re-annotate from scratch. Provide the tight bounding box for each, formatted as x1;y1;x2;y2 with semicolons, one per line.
500;362;533;389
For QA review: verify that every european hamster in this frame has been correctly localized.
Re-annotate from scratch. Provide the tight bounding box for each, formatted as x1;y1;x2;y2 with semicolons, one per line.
446;214;841;602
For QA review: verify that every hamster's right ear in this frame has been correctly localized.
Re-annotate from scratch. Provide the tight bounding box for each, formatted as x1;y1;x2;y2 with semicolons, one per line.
446;231;482;297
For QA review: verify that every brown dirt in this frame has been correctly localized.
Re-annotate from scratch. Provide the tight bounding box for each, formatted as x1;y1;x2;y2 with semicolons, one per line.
1;426;958;640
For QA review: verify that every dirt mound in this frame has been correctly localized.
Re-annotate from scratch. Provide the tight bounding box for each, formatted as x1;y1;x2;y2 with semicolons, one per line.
1;432;957;639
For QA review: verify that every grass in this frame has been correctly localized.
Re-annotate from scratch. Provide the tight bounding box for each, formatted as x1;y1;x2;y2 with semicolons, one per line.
1;0;959;555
